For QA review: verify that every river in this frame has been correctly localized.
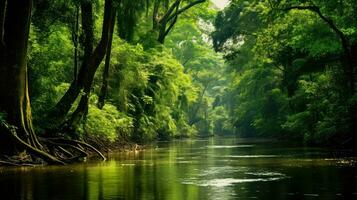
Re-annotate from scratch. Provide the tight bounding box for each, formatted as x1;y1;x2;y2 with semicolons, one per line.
0;137;356;199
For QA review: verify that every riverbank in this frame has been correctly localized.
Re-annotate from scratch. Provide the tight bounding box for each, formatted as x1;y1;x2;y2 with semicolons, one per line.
0;135;145;167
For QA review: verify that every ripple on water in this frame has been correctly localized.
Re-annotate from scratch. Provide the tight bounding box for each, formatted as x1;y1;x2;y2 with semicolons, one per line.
245;171;285;176
221;155;281;158
182;166;287;187
198;166;246;176
120;164;136;166
207;145;254;149
182;177;285;187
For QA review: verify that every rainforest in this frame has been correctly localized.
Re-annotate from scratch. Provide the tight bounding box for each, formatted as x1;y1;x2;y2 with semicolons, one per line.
0;0;356;199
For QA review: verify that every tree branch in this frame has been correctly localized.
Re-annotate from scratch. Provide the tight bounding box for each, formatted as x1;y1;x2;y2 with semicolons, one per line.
283;6;318;12
283;6;346;44
164;1;180;37
159;0;181;23
166;0;205;22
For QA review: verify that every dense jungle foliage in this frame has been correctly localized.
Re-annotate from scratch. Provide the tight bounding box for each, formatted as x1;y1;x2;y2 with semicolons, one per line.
213;0;357;145
0;0;356;165
26;0;226;141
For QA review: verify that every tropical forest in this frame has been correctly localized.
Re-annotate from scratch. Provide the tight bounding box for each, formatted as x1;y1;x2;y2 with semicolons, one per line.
0;0;356;199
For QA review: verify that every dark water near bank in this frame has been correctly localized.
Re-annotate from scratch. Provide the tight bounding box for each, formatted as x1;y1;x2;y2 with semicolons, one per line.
1;138;357;200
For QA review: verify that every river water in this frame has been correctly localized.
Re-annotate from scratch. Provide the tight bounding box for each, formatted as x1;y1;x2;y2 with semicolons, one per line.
0;138;357;200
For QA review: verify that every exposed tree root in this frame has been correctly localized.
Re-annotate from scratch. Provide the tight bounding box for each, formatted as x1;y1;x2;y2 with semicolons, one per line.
41;138;106;161
0;121;106;166
0;157;39;167
57;146;74;158
2;122;65;165
41;140;89;159
0;160;21;166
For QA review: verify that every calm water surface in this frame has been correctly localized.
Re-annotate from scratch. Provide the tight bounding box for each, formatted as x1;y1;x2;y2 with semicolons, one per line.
1;138;357;200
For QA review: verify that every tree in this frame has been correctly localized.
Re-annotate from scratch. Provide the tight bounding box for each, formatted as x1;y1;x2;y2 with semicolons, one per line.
0;0;65;164
0;0;111;165
47;0;116;131
281;4;355;96
153;0;206;44
0;0;40;151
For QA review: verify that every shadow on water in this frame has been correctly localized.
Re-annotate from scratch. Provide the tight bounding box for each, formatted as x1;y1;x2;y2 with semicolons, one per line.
0;137;357;199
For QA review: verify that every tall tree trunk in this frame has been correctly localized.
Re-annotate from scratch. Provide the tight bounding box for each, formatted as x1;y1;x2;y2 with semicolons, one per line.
0;0;6;71
73;5;79;82
0;0;105;163
81;1;94;65
152;0;160;30
68;4;116;132
46;0;115;129
0;0;6;46
97;16;115;109
62;1;95;134
0;0;42;151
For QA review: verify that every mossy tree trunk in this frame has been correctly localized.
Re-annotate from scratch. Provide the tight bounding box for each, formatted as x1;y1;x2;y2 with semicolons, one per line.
0;0;106;164
0;0;42;152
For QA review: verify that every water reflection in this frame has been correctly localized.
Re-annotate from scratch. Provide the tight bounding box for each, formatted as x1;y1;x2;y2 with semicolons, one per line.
0;138;356;199
207;145;254;149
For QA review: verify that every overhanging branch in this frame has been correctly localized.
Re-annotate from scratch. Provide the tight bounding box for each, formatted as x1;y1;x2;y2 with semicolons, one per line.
164;0;180;36
159;0;181;23
167;0;206;22
283;4;355;94
283;5;345;43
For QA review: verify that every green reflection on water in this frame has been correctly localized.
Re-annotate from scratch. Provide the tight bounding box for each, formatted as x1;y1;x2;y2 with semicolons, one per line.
0;137;356;200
